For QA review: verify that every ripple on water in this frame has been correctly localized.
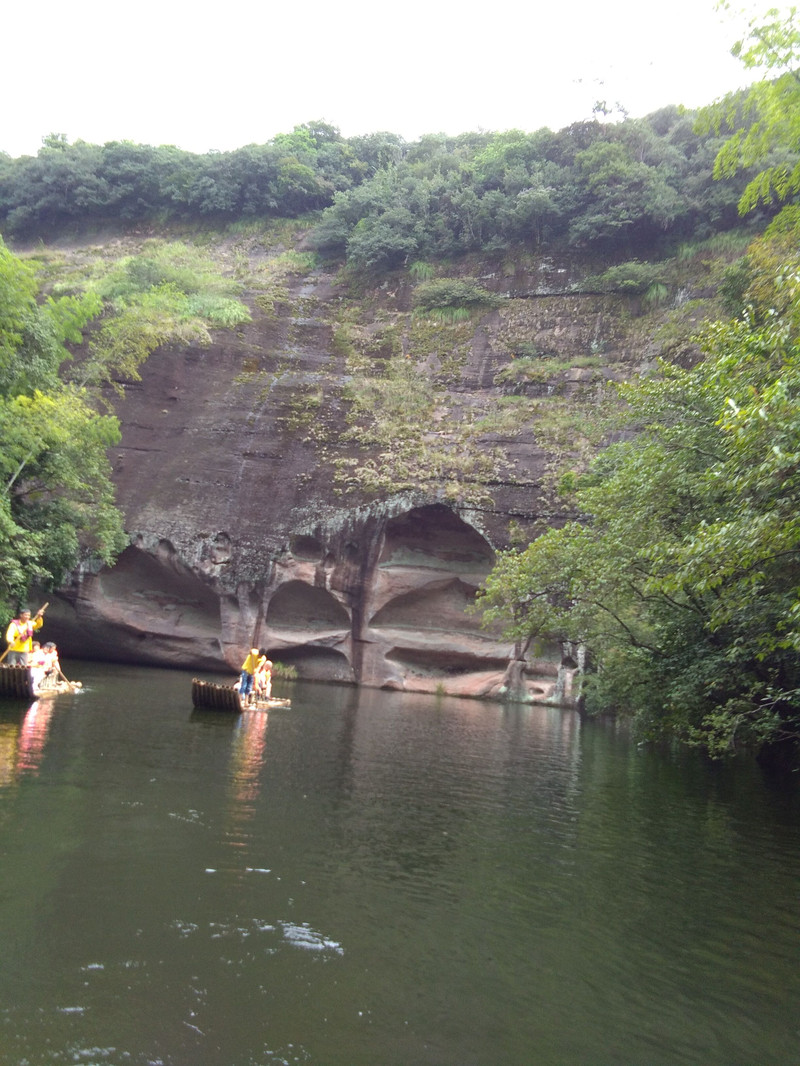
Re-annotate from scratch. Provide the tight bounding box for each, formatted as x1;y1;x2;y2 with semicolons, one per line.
279;921;344;955
167;916;344;957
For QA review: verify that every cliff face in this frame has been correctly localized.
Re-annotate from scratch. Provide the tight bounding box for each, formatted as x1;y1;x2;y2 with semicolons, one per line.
44;237;651;704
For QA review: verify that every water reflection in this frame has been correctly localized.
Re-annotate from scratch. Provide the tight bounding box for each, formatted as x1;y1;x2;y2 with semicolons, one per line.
0;720;17;788
1;666;798;1066
17;698;57;775
0;698;57;787
230;709;269;807
223;707;270;867
322;692;584;898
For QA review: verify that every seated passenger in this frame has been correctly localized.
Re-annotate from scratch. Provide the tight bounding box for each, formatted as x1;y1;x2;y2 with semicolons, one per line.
29;642;47;693
42;643;62;684
255;658;273;701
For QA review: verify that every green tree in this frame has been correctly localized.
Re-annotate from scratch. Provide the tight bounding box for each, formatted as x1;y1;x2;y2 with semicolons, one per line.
74;241;251;390
476;255;800;760
697;4;800;213
568;137;681;246
0;237;126;616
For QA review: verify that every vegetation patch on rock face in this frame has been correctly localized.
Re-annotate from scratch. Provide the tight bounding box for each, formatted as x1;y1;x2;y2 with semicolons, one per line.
0;237;126;617
251;249;317;319
335;353;506;504
30;238;252;392
411;277;504;315
405;314;475;383
582;259;667;295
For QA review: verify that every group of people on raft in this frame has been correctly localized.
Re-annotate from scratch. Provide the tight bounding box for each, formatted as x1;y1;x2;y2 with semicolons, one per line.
8;606;274;704
236;648;273;707
4;604;71;693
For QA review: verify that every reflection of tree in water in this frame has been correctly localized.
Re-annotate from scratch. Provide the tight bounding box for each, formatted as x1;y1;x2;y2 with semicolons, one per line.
0;723;17;788
0;700;57;788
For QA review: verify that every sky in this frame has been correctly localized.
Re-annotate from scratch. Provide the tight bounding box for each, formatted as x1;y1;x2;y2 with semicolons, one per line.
2;0;763;158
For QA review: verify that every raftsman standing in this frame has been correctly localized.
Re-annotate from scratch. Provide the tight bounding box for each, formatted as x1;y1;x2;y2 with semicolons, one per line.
5;605;47;666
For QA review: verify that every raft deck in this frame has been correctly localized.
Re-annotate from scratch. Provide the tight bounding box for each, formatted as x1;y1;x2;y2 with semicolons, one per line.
0;666;77;699
191;678;291;712
0;665;35;699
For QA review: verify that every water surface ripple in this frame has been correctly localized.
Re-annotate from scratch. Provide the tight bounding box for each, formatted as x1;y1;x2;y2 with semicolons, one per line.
0;664;797;1065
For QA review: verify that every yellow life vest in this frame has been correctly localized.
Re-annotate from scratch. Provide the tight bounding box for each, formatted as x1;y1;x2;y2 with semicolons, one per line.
5;616;43;653
241;651;263;675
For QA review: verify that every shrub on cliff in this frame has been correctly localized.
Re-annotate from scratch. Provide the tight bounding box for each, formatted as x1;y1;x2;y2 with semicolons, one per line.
0;237;125;615
412;278;503;313
582;260;666;295
476;245;800;761
63;240;251;390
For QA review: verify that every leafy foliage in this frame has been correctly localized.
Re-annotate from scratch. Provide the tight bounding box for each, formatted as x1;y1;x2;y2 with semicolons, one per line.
0;237;126;616
309;110;759;271
476;247;800;759
411;277;503;313
68;241;251;390
0;235;252;614
0;124;394;237
0;107;763;269
583;260;666;295
477;5;800;760
696;5;800;214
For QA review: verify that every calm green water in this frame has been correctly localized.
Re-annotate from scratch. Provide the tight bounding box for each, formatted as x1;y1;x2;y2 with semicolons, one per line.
0;663;798;1066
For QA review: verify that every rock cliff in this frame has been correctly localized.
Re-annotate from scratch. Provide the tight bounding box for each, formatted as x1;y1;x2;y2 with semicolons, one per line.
43;234;656;704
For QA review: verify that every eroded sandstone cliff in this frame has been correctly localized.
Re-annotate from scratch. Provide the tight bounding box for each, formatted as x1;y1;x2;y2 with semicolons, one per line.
42;235;658;704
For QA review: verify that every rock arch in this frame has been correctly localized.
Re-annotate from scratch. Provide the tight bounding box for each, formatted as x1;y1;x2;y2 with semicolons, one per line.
266;580;350;630
50;544;223;667
267;644;354;683
378;504;495;573
369;577;484;633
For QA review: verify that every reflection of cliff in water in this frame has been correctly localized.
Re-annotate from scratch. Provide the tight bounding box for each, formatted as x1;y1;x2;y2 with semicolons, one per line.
293;685;583;896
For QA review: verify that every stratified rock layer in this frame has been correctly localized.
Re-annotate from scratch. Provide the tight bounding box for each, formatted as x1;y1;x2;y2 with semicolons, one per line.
45;247;638;704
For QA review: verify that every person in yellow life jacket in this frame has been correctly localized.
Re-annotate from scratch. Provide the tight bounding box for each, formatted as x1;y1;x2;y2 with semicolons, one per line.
239;647;266;706
5;606;46;666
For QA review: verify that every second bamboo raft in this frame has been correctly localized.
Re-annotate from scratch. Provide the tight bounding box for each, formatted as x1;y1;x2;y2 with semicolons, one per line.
191;678;291;712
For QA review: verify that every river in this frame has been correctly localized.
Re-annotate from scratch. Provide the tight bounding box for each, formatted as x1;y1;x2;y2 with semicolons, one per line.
0;662;797;1066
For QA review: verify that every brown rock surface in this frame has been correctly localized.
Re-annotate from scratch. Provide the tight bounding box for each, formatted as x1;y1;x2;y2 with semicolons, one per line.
43;246;641;705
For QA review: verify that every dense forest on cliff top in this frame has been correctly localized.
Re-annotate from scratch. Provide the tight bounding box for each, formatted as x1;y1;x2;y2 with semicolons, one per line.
0;107;770;265
3;8;800;763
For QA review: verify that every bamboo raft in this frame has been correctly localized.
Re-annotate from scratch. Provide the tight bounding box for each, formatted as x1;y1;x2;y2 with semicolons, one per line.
191;678;291;712
0;666;78;699
0;665;36;699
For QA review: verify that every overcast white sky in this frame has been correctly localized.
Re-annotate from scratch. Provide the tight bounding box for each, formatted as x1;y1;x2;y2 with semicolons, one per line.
2;0;764;157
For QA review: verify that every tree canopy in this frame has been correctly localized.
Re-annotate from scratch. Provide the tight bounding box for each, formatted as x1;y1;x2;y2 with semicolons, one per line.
0;237;125;615
476;267;800;758
0;108;774;266
697;3;800;213
477;6;800;761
